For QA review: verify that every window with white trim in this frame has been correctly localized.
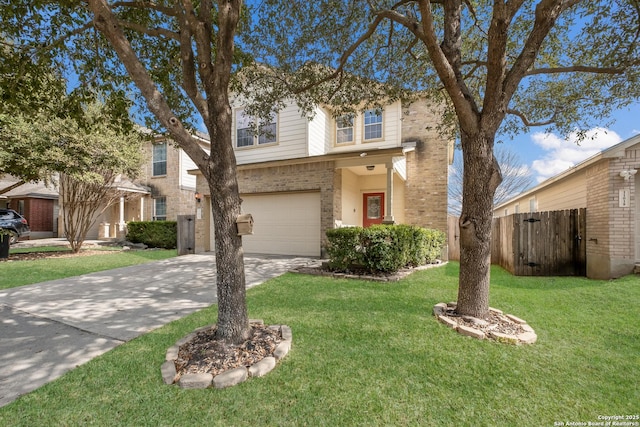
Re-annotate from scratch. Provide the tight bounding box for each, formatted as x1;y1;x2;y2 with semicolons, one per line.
235;109;278;148
154;197;167;221
363;109;383;140
336;114;354;144
152;142;167;176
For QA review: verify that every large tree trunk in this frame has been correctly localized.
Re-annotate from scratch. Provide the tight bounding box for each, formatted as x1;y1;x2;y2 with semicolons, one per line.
205;105;251;344
456;130;502;319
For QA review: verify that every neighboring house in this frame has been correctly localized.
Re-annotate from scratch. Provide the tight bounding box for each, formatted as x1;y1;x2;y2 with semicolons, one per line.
2;129;205;242
0;177;59;239
90;133;209;240
493;133;640;279
192;97;454;257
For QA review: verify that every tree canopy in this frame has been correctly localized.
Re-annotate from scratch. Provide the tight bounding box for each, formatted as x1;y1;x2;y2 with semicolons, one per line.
3;0;638;322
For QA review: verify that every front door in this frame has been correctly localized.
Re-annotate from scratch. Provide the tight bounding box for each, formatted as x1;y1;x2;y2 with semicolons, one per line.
363;192;384;227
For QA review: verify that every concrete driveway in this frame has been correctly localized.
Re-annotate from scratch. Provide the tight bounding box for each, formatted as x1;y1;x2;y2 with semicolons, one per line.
0;253;317;407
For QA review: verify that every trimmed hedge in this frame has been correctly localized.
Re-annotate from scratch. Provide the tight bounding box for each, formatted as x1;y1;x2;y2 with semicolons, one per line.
126;221;177;249
325;224;445;274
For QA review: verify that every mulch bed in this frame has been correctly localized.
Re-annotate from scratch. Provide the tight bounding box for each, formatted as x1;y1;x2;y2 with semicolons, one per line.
175;323;282;377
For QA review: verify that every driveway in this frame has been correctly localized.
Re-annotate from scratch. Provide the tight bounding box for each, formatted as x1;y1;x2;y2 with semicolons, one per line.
0;253;317;407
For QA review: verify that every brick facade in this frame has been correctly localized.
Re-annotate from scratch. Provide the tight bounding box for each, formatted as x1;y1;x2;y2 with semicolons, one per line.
139;140;196;221
585;160;612;278
402;100;451;233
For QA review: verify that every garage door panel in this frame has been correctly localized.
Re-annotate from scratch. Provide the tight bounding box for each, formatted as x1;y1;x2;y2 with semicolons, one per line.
241;192;321;256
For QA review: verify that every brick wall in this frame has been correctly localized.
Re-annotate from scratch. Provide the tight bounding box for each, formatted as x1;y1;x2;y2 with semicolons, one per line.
608;148;639;276
140;140;196;221
585;160;611;278
236;161;338;242
402;99;451;234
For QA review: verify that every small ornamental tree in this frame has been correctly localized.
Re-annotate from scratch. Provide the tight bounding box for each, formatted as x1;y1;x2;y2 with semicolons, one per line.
57;102;144;253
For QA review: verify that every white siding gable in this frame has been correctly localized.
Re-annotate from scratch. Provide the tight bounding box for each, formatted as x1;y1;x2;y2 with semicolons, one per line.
179;149;197;190
308;107;328;156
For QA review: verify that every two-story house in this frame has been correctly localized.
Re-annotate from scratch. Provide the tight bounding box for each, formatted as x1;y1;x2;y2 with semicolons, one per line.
92;132;210;240
192;97;454;257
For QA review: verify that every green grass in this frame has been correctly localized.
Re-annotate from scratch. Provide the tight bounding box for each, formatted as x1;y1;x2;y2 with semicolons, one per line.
0;263;638;426
0;247;177;290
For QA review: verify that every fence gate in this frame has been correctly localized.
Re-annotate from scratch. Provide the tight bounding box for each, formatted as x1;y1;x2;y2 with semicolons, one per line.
177;214;195;255
512;209;586;276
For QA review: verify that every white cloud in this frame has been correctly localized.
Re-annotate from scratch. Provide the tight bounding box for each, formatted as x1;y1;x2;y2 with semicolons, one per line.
530;127;622;183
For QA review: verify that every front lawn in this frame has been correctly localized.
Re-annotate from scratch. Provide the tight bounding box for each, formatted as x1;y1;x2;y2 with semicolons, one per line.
0;247;177;290
1;263;637;426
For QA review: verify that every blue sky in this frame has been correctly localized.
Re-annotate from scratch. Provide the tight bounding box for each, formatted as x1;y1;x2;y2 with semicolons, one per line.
498;102;640;185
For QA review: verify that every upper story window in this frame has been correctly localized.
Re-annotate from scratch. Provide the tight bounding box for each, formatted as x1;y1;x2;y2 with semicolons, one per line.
364;109;383;140
236;109;278;148
336;114;354;144
152;142;167;176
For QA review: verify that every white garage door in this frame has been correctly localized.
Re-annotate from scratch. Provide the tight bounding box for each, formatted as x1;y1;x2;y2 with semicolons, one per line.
241;192;321;256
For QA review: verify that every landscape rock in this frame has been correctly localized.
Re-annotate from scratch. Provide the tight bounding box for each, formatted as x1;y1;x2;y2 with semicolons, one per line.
433;303;447;316
517;331;538;344
457;324;486;339
248;357;276;378
437;314;458;330
506;314;527;324
273;340;291;360
161;360;177;385
281;325;293;341
213;367;247;389
179;373;213;389
488;331;519;344
165;345;179;361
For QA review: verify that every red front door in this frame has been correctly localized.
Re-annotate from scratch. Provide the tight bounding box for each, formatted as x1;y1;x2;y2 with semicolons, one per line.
363;193;384;227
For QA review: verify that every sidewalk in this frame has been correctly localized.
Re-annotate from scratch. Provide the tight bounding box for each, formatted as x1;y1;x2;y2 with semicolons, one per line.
0;252;317;407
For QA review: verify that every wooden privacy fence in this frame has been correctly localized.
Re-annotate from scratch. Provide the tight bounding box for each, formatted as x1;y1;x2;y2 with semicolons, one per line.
448;209;586;276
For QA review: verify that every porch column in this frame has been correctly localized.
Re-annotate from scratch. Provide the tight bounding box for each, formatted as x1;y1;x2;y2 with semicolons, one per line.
118;196;126;232
383;162;395;224
140;197;144;221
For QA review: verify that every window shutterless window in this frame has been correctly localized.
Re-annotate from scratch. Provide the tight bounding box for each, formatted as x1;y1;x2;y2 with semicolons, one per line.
154;197;167;221
152;142;167;176
364;109;382;140
236;111;254;148
235;109;277;147
336;114;354;144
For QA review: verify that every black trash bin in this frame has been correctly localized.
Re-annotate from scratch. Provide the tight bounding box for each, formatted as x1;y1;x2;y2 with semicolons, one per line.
0;233;9;259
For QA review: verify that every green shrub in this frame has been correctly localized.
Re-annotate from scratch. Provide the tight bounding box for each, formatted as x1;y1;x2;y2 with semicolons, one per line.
126;221;177;249
361;225;405;273
325;224;445;274
325;227;364;270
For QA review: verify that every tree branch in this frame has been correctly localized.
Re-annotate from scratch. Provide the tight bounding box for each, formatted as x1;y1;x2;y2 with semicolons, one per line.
174;2;209;119
525;65;629;76
111;1;178;16
506;107;558;127
86;0;209;170
290;14;387;94
117;20;179;40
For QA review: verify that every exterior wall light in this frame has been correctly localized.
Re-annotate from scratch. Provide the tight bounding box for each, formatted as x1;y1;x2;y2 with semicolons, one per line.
195;192;202;203
619;169;638;181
